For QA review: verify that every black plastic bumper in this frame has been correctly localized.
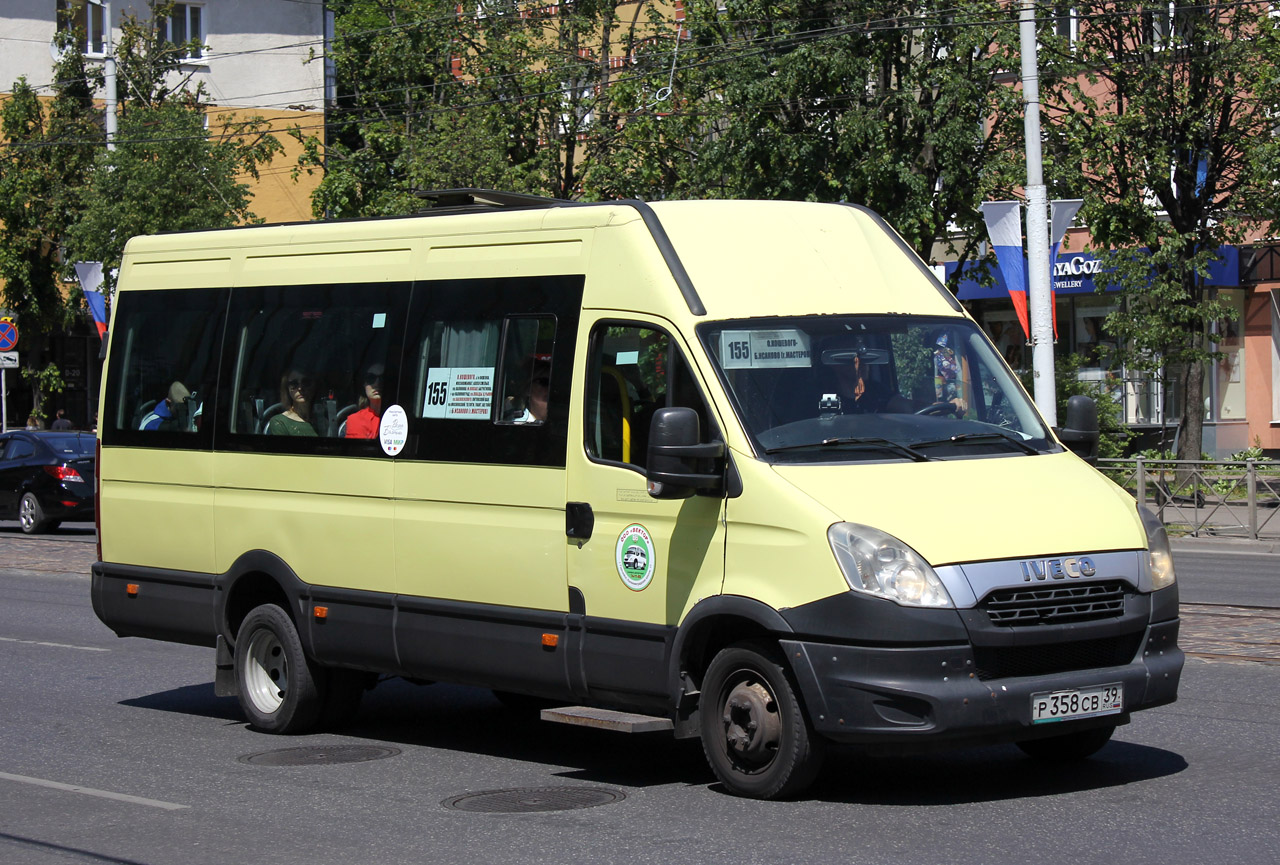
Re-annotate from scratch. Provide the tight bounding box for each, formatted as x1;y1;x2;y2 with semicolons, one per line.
782;619;1182;746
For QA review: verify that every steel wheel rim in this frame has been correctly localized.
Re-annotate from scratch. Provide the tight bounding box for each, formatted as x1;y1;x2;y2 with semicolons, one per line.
719;671;782;774
18;496;35;531
243;628;288;714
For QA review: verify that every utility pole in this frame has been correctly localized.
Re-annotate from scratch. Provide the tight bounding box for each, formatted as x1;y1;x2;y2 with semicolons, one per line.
90;0;116;150
1019;0;1055;426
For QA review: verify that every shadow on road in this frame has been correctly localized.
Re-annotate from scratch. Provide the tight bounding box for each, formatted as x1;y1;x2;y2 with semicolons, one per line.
119;677;1188;802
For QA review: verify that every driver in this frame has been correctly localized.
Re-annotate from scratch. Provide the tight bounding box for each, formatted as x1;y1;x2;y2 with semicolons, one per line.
817;336;908;415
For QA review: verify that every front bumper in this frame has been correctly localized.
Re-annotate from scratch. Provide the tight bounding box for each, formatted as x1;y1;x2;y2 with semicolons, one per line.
782;618;1182;746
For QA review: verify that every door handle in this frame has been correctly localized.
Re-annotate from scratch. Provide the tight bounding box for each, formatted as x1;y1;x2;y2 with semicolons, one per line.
566;502;594;543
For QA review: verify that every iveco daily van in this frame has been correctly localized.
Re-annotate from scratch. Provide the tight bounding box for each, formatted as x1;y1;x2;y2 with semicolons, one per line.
92;191;1182;799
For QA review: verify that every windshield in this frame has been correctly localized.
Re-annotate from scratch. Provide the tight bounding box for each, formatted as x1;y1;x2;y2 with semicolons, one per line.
699;316;1057;463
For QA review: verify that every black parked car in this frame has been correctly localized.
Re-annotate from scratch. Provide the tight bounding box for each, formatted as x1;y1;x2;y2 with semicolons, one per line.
0;431;96;534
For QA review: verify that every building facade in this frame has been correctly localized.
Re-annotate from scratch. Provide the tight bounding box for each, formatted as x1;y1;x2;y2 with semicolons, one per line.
1;0;328;429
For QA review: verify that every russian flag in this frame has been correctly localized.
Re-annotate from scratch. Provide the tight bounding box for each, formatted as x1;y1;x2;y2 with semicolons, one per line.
981;201;1029;340
74;262;108;340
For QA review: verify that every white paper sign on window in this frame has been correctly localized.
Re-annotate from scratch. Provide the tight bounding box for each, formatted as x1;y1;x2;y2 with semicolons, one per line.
720;329;812;369
423;367;494;419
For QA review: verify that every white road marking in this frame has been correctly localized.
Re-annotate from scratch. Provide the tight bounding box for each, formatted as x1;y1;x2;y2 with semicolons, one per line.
0;636;108;652
0;771;189;810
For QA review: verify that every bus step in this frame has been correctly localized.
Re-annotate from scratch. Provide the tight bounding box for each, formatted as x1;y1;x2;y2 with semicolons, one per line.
540;706;674;733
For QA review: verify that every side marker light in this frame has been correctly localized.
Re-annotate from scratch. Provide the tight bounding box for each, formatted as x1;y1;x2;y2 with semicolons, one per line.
126;583;139;598
541;633;559;648
314;606;329;620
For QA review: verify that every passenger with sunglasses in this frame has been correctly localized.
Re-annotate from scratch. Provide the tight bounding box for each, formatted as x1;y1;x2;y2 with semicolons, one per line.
344;364;385;439
267;369;319;436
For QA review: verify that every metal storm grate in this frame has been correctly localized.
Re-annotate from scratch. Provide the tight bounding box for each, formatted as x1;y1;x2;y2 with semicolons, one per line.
442;787;625;813
983;581;1128;626
238;745;401;766
972;632;1144;681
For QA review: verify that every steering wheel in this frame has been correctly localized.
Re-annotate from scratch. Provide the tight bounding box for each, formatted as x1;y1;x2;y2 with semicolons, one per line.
915;401;960;417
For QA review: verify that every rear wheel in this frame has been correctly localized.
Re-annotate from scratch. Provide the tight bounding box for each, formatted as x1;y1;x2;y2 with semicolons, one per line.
1016;724;1116;761
699;642;825;799
18;493;49;534
235;604;324;734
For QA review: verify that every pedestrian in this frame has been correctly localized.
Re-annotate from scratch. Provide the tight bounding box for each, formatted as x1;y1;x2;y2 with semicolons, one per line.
51;408;74;430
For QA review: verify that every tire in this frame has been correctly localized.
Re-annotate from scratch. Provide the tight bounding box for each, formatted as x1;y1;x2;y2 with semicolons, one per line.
235;604;325;734
1016;724;1116;761
699;642;826;800
19;493;49;535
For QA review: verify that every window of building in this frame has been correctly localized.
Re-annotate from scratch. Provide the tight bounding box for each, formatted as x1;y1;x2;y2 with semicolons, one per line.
56;0;105;56
1053;4;1078;45
1271;290;1280;422
1210;289;1246;422
156;2;204;59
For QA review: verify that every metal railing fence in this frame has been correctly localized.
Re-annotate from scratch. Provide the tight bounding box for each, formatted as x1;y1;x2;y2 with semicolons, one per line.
1097;458;1280;539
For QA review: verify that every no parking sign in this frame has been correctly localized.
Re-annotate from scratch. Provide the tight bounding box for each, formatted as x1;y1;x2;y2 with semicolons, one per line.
0;319;17;352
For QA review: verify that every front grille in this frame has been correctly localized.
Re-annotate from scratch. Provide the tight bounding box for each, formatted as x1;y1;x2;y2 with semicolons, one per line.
983;580;1128;626
972;632;1144;681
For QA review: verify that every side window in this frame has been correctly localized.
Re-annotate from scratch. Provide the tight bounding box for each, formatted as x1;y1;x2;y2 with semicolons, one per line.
223;283;405;449
102;288;225;448
401;276;582;466
585;323;712;471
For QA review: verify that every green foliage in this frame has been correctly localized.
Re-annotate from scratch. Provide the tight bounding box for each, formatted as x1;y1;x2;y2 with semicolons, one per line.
63;5;284;291
18;363;67;421
1052;355;1130;460
1042;2;1280;462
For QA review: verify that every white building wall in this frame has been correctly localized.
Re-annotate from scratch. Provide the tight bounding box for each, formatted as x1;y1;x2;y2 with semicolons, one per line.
0;1;325;111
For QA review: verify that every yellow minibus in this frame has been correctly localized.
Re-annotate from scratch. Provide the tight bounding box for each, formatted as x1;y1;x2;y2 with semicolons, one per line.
92;191;1182;799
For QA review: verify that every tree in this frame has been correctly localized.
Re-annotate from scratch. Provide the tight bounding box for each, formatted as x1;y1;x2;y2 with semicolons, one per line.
65;3;284;291
304;0;679;216
1042;2;1280;462
0;30;101;419
667;0;1025;266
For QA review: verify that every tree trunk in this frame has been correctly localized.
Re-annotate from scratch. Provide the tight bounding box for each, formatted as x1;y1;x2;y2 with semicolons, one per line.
1175;356;1205;498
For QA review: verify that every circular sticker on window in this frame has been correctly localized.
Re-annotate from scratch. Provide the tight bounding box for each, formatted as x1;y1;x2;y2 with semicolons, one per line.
379;404;408;456
615;524;655;591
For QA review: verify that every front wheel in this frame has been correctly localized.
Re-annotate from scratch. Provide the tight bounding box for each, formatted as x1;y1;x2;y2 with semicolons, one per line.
699;642;825;799
235;604;325;734
1016;724;1116;761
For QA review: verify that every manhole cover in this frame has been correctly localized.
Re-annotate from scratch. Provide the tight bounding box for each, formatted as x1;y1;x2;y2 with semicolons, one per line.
238;745;401;766
442;786;625;813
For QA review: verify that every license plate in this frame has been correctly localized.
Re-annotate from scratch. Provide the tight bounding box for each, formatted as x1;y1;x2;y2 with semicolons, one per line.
1030;684;1123;724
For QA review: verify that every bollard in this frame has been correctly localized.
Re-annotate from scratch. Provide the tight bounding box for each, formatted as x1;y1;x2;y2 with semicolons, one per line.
1248;459;1257;540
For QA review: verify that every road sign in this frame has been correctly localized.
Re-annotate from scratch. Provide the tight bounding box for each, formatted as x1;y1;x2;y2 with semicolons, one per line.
0;352;17;369
0;320;17;352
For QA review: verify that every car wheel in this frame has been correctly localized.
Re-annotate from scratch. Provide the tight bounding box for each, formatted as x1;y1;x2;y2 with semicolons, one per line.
235;604;325;734
699;642;825;800
1016;724;1116;761
19;493;49;534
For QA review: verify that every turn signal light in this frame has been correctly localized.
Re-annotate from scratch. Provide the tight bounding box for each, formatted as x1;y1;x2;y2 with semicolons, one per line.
313;606;329;620
126;583;139;597
541;633;559;648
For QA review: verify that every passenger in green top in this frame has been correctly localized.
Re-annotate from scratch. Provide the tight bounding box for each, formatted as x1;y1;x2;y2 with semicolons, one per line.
267;369;319;436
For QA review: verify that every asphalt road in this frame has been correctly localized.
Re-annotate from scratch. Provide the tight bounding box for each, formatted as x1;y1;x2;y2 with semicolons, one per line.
0;528;1277;864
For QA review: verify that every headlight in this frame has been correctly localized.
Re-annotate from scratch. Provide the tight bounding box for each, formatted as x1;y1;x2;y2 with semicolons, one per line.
827;523;953;608
1139;506;1177;590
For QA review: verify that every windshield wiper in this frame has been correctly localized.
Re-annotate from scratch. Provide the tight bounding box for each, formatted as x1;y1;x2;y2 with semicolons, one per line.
764;436;932;462
911;431;1039;455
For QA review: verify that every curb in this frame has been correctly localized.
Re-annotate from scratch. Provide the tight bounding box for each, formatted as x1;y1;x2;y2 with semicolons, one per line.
1170;537;1280;555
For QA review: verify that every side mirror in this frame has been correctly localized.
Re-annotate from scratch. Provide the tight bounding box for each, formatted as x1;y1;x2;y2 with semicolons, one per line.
1057;395;1099;465
646;407;725;499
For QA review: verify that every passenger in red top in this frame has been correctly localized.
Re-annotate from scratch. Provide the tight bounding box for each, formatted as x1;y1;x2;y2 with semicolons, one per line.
344;364;384;439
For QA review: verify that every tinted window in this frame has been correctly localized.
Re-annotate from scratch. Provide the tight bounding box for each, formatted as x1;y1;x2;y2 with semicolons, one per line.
101;288;226;449
221;283;407;453
42;434;95;457
402;276;582;466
